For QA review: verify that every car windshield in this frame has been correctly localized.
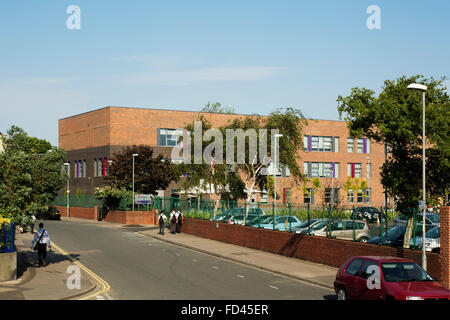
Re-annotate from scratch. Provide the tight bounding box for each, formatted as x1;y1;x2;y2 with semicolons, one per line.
310;220;328;230
261;216;274;224
297;220;317;228
425;227;440;239
383;226;406;239
426;215;440;224
381;262;433;282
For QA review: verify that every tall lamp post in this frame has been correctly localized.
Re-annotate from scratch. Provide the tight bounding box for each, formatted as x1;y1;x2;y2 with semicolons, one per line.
407;83;428;271
63;163;70;218
273;134;283;228
132;154;139;212
365;157;370;206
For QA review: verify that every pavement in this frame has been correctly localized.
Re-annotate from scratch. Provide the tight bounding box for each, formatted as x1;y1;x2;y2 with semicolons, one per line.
1;217;338;299
0;230;99;300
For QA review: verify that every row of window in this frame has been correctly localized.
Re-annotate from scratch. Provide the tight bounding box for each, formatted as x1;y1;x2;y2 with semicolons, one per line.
157;129;372;156
303;162;371;179
66;158;108;178
304;188;371;204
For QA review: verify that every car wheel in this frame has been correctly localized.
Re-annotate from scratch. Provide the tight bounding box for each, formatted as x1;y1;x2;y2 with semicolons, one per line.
337;288;346;300
359;237;369;243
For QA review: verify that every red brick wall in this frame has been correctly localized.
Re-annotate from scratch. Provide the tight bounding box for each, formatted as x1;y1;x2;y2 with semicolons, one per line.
182;218;443;284
441;207;450;289
56;206;97;220
102;210;157;225
55;205;157;225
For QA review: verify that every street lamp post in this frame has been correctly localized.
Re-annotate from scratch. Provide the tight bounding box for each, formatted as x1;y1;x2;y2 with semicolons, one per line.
132;154;139;212
407;83;428;271
365;157;370;206
63;163;70;218
273;134;283;229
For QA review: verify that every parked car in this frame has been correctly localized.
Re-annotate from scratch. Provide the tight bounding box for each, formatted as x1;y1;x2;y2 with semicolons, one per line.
410;226;440;253
334;256;450;300
296;219;329;234
214;209;235;222
215;207;265;223
306;219;371;242
350;207;382;223
292;218;321;233
368;226;407;247
394;213;440;227
259;215;303;231
246;214;273;227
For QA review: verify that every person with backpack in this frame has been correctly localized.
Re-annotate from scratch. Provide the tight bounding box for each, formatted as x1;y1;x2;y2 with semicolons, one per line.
158;210;167;235
170;209;177;234
176;209;183;233
31;223;51;267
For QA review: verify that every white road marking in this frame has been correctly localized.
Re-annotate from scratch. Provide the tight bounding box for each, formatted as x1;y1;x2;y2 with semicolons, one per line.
269;285;279;290
212;266;219;270
96;295;105;300
237;275;245;278
175;253;180;256
192;259;198;262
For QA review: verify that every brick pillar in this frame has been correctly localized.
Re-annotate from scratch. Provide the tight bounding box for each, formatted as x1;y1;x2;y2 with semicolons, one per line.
441;207;450;289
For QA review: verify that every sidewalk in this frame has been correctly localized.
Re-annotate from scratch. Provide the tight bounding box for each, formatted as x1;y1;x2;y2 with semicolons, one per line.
0;231;97;300
139;227;338;290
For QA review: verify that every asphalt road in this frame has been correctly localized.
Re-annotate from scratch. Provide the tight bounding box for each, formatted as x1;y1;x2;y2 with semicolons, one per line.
41;220;335;300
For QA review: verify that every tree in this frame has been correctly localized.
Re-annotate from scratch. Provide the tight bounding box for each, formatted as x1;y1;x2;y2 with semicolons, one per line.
337;75;450;210
0;126;66;227
200;101;235;114
105;145;176;195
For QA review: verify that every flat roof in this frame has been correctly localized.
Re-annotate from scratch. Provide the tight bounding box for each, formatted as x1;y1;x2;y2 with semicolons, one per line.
58;105;346;123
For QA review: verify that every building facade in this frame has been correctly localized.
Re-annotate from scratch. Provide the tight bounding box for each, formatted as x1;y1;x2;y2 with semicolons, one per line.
59;106;390;208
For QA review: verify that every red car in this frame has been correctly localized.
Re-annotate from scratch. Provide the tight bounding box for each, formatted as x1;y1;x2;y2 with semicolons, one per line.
334;256;450;300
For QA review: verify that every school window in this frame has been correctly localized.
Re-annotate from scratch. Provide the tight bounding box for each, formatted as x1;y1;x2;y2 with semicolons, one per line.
357;189;370;203
347;138;354;153
347;163;362;178
357;138;364;153
304;162;339;178
347;189;354;203
158;128;185;147
75;160;86;178
94;158;107;177
304;188;314;204
304;135;339;152
325;188;340;204
367;163;371;179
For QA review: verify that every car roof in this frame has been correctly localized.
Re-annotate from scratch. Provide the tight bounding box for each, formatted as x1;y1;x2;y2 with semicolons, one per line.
351;256;413;262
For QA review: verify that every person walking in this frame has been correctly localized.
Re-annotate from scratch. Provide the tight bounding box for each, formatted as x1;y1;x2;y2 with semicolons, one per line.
158;210;167;235
31;223;51;267
170;209;178;234
176;209;183;233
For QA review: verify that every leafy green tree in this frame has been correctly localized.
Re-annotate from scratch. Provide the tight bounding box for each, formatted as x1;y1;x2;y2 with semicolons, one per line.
200;101;235;114
105;145;176;195
337;75;450;210
0;126;66;227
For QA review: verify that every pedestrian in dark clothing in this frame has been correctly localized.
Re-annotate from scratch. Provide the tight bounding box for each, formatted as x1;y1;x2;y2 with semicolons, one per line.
31;223;51;267
158;210;167;235
170;209;177;234
176;209;183;233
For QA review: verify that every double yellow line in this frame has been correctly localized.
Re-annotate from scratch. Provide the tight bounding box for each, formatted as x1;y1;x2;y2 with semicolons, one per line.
52;242;111;300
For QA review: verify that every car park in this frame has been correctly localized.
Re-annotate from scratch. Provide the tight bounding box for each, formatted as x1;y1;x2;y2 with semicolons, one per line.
246;215;273;227
410;226;440;253
334;256;450;300
350;207;382;223
368;224;434;248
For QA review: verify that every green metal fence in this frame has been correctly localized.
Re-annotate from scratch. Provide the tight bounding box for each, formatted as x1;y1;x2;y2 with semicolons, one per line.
49;194;440;251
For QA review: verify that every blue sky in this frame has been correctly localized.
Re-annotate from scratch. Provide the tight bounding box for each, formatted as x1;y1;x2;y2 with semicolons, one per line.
0;0;449;145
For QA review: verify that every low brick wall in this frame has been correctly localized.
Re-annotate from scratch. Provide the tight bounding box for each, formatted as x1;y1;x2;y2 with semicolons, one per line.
102;210;157;225
0;252;17;282
56;206;97;220
441;207;450;289
181;218;444;285
55;205;157;225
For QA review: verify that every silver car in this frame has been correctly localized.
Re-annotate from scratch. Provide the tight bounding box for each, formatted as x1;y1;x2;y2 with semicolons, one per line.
306;219;371;242
410;226;440;252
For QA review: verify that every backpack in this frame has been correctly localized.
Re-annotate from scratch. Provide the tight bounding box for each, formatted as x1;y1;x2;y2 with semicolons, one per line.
159;214;165;224
178;213;183;224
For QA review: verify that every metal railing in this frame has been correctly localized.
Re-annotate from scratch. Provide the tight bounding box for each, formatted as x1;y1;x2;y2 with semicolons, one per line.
0;223;15;253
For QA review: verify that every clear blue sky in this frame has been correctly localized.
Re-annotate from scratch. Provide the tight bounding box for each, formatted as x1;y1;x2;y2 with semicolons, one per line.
0;0;449;145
